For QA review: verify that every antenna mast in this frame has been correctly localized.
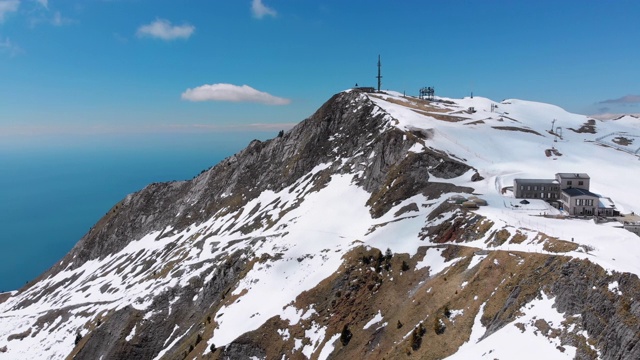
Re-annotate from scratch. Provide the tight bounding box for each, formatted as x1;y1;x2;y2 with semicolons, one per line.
376;55;382;92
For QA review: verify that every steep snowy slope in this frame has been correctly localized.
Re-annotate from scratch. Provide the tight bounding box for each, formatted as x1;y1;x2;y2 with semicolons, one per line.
369;92;640;274
0;90;638;360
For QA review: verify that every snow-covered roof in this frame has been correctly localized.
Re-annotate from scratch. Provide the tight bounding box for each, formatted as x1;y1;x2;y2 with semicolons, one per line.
598;197;616;209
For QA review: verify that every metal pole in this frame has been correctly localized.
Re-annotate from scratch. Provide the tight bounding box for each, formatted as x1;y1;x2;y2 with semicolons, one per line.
377;55;382;92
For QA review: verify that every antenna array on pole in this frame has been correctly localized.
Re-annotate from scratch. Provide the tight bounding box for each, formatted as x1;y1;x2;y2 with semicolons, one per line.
376;55;382;92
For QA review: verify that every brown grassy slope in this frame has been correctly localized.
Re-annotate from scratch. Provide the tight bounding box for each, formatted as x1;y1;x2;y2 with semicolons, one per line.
204;243;617;360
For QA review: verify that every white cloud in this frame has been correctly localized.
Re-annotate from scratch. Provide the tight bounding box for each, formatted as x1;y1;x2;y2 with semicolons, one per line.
0;0;20;23
35;0;47;9
181;83;291;105
51;11;72;26
0;35;22;56
251;0;277;19
136;19;195;40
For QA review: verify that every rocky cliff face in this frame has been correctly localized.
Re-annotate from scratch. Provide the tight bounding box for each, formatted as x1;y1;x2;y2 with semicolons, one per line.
1;90;639;360
47;91;472;272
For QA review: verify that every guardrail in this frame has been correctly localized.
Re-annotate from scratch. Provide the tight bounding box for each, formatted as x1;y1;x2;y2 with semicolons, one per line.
594;132;640;157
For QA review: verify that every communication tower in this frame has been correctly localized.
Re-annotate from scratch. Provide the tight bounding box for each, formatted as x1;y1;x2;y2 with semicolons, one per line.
376;55;382;92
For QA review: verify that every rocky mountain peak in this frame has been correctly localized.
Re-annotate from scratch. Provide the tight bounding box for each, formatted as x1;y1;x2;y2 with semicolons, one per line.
46;90;471;274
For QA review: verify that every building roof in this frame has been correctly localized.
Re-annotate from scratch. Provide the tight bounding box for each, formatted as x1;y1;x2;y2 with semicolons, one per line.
598;197;616;209
556;173;590;179
514;178;558;184
562;188;598;197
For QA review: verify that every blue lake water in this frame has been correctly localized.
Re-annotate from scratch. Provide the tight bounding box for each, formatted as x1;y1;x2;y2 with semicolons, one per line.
0;131;276;291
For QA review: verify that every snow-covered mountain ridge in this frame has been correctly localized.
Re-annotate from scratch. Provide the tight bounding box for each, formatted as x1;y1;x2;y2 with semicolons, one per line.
1;90;639;359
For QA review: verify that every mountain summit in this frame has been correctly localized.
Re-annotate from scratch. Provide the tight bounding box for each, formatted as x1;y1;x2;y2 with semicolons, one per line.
1;90;639;359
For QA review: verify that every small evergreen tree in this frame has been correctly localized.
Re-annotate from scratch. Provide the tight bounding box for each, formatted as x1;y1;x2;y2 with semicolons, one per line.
401;260;410;272
340;324;352;346
444;306;452;319
410;322;425;350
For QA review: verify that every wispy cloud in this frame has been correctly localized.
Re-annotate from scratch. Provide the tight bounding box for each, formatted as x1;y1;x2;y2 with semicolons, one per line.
162;122;297;132
251;0;277;19
26;1;75;28
136;19;195;40
181;83;291;105
0;122;297;137
0;35;22;56
50;11;72;26
0;0;20;23
599;95;640;105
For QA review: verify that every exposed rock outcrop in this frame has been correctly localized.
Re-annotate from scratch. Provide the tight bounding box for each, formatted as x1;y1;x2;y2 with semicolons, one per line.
41;91;471;275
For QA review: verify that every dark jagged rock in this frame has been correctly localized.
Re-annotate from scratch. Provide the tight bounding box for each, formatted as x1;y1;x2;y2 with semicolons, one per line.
39;91;471;275
73;250;250;360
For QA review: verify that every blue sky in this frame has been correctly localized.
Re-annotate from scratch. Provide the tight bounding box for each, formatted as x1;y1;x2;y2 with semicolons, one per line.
1;0;639;145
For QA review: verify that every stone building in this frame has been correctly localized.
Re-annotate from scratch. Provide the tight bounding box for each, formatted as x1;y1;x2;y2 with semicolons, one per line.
514;173;616;216
513;179;560;200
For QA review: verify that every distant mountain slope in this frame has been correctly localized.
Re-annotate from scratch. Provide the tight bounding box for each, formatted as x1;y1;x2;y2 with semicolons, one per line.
1;90;639;360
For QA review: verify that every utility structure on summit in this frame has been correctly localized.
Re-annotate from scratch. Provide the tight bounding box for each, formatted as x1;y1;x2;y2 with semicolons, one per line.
350;55;384;93
377;55;382;92
419;87;435;100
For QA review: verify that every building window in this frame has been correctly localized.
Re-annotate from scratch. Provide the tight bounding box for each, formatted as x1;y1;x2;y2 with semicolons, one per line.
541;186;545;191
527;186;531;190
578;181;584;186
534;186;537;190
567;181;572;186
520;185;524;190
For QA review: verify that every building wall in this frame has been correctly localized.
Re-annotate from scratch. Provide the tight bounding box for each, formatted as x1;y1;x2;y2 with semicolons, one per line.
623;224;640;236
561;194;598;215
514;180;560;200
555;174;590;190
598;207;618;217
